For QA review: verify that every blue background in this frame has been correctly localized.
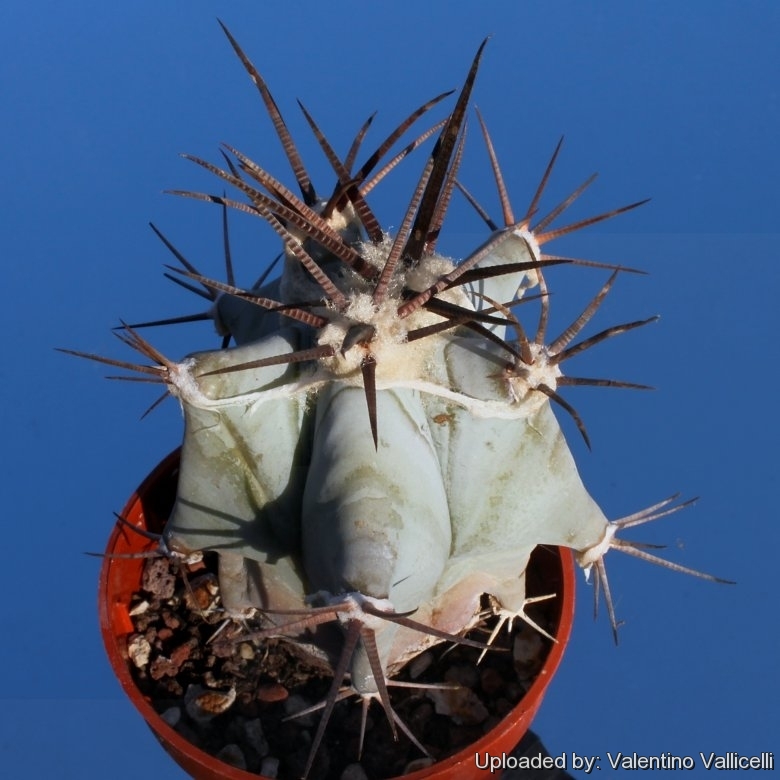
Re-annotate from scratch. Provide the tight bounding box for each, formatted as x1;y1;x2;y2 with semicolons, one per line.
2;1;777;776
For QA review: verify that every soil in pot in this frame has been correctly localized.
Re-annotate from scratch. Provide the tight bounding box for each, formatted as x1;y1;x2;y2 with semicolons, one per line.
102;452;572;780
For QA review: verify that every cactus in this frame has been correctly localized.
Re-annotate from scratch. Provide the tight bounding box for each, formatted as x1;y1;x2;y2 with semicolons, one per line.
65;23;732;778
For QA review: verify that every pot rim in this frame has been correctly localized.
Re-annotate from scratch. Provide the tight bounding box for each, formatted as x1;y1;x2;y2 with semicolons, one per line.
100;448;575;780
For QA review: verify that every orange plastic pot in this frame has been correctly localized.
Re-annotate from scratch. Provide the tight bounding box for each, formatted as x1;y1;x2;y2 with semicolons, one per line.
100;449;575;780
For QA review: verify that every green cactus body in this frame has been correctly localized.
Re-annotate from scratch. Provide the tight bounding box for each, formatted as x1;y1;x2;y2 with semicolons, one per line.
68;24;731;775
